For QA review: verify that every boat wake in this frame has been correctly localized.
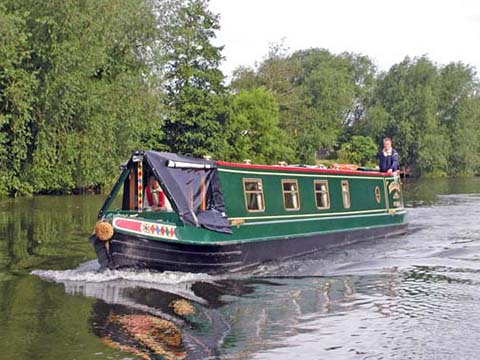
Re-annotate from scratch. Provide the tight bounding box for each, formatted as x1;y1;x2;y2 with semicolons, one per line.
30;260;230;308
31;260;220;284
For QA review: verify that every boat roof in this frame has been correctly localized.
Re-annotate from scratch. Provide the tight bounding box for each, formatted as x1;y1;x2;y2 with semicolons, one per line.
215;161;387;177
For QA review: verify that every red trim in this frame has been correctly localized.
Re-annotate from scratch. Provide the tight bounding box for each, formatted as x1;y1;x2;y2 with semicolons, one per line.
216;161;387;177
115;218;142;232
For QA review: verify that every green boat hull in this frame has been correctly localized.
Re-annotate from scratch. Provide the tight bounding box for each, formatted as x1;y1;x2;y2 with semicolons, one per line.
91;216;406;273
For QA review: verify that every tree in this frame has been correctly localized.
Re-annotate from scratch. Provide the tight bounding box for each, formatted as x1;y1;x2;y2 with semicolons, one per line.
361;57;450;176
157;0;228;157
341;52;377;127
231;47;377;164
1;0;163;194
0;5;37;194
437;62;480;175
338;135;377;166
447;96;480;175
222;88;294;164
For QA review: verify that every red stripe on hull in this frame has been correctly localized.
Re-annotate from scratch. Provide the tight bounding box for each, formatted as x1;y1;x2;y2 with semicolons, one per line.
114;218;142;232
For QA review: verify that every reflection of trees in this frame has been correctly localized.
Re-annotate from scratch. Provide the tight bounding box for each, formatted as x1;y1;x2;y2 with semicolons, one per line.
0;195;103;274
0;275;112;359
403;177;480;206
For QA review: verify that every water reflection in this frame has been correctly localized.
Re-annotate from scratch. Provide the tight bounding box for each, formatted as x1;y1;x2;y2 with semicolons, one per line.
91;302;187;360
56;274;269;359
3;182;480;359
0;195;103;274
29;244;480;360
32;267;406;359
402;177;480;206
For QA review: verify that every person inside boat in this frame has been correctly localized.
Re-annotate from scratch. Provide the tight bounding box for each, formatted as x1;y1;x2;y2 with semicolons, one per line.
145;175;166;211
378;137;399;174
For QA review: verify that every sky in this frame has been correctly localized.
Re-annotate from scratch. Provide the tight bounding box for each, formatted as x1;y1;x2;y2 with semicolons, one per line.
209;0;480;78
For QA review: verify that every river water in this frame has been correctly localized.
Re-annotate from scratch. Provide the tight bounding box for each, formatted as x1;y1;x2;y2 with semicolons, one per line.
1;178;480;359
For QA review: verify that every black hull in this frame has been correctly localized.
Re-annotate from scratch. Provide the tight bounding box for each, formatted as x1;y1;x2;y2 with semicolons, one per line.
90;223;408;274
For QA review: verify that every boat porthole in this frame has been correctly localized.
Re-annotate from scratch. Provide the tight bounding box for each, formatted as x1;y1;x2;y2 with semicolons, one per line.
375;186;381;203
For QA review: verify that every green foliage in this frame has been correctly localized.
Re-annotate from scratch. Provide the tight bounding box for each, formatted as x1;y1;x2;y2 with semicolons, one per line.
338;136;377;166
2;0;480;198
356;56;479;177
157;0;228;157
233;49;480;176
232;47;377;164
222;88;294;164
1;0;163;194
0;5;37;194
447;96;480;176
437;63;480;175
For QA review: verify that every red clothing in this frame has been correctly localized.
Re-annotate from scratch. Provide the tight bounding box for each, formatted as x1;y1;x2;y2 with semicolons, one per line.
146;186;165;208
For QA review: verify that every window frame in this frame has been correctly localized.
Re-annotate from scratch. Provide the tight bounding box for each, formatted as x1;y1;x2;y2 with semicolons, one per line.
313;180;330;210
341;180;351;209
281;179;301;211
243;178;266;212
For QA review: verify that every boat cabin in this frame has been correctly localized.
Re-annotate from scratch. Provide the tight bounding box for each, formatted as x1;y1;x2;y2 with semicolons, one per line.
99;151;404;233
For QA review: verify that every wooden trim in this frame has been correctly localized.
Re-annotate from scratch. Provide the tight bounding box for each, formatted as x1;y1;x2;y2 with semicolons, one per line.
200;177;206;211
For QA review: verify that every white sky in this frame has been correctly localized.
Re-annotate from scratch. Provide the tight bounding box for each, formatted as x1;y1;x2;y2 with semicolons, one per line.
209;0;480;78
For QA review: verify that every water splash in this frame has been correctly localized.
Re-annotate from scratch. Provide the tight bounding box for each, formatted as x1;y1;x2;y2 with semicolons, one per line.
30;260;229;309
31;260;218;285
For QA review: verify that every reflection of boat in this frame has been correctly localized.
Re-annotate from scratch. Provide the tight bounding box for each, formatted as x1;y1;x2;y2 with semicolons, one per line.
34;262;410;359
91;302;187;360
69;277;256;359
90;151;407;273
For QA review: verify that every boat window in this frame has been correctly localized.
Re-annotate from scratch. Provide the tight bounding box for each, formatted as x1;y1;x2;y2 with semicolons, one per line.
341;180;351;209
314;180;330;209
282;180;300;210
243;179;265;212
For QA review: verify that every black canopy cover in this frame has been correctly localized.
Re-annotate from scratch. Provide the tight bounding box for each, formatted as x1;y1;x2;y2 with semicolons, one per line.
144;151;232;234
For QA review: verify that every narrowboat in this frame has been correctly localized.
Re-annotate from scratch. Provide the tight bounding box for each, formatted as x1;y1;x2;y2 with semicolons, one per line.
90;151;407;273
